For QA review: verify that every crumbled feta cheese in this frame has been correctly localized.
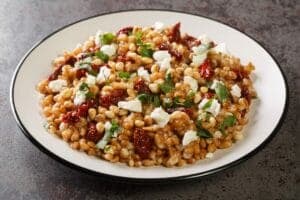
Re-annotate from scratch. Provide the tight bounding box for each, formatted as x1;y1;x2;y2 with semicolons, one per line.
100;44;117;57
74;57;92;70
150;107;170;128
211;43;230;54
153;51;172;71
95;30;103;46
118;100;142;112
153;21;164;31
48;79;67;92
86;74;96;86
210;79;224;90
74;90;86;105
198;34;212;46
96;121;112;149
184;76;198;92
206;152;214;159
214;131;223;139
97;66;111;83
192;44;209;54
182;130;199;146
198;98;221;117
230;84;241;98
137;67;150;82
192;52;207;66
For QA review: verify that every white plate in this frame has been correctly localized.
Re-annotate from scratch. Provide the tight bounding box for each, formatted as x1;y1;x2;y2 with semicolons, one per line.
10;10;288;182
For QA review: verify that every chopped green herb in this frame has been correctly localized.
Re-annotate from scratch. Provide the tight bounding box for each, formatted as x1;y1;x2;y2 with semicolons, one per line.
79;62;91;66
195;119;212;138
85;91;95;99
137;93;161;107
79;82;89;91
202;99;213;110
215;82;229;102
110;120;120;137
134;31;153;57
118;71;131;80
104;145;111;153
183;91;195;108
100;33;116;45
95;51;109;62
88;69;98;76
220;115;237;132
135;31;143;46
162;98;173;108
159;73;174;93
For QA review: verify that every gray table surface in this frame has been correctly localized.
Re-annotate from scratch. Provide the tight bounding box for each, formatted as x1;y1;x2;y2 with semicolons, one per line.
0;0;298;199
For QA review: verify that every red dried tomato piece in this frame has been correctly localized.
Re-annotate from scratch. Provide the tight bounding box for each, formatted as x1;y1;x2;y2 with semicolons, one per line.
134;78;151;94
133;128;153;159
86;122;102;143
199;59;214;79
158;42;170;50
158;42;182;61
99;89;128;108
76;69;87;79
203;92;215;99
233;68;249;81
181;34;201;49
241;86;252;103
48;65;63;81
116;26;133;36
76;103;89;117
169;22;181;43
65;56;77;66
62;111;80;124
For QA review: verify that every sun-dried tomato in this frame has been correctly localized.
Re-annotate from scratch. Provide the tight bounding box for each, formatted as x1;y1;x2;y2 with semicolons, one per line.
241;86;252;103
133;128;153;159
158;42;170;50
116;26;133;36
233;68;249;81
199;59;214;79
62;111;80;124
76;69;87;79
48;65;63;81
85;122;102;143
158;42;182;61
134;78;151;94
203;92;215;99
181;34;201;49
65;56;77;66
169;22;181;43
99;89;128;108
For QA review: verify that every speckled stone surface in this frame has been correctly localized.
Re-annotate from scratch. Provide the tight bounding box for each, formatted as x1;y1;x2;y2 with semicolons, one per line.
0;0;298;199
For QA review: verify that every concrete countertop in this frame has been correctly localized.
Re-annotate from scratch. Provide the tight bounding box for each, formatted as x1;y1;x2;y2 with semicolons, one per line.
0;0;298;199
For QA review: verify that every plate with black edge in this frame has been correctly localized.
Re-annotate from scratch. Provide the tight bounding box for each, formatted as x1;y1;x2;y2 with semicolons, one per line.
10;10;288;183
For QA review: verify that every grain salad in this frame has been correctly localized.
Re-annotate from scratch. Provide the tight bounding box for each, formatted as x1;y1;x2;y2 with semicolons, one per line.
37;22;257;167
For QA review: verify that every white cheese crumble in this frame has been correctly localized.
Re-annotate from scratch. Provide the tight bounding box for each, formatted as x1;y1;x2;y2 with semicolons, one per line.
86;74;96;86
48;79;67;92
182;130;199;146
137;67;150;82
117;99;142;112
192;53;207;66
210;42;230;55
96;121;112;149
150;107;170;128
94;30;103;46
214;131;223;139
198;34;213;46
96;66;111;83
153;21;164;31
206;152;214;159
210;79;224;90
153;50;172;71
230;84;241;98
184;76;198;92
198;98;221;117
74;90;86;105
100;44;117;57
74;57;92;70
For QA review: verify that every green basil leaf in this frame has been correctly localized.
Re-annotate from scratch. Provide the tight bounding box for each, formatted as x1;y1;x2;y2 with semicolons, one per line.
137;93;150;103
95;51;109;62
110;120;119;134
197;129;213;138
215;82;229;102
118;71;131;80
152;95;161;107
100;33;116;45
139;45;153;57
202;99;213;110
79;82;89;91
220;115;237;132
